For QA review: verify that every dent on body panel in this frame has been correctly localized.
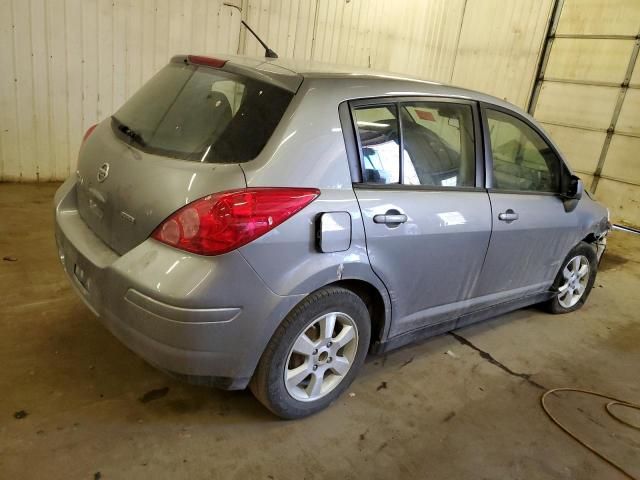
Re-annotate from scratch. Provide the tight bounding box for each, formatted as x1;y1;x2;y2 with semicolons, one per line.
235;81;383;295
535;196;605;269
549;196;607;272
238;189;374;297
572;195;609;246
492;195;582;290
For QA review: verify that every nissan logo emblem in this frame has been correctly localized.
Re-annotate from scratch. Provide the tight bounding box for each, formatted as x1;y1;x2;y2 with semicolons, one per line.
97;163;110;182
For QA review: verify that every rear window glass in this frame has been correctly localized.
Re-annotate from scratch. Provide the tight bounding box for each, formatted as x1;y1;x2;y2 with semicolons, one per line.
111;62;293;163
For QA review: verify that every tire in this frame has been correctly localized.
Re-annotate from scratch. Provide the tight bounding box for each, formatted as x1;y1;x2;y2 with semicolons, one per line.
250;286;371;419
545;241;598;314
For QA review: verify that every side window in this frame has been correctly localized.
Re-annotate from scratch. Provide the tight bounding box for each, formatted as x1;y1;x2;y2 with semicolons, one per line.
400;102;475;187
353;106;400;184
486;109;562;193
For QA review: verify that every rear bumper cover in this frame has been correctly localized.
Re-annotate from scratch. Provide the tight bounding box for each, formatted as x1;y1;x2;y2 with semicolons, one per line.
54;178;303;389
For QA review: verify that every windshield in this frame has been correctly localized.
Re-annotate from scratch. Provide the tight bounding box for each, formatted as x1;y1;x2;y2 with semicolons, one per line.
111;62;293;163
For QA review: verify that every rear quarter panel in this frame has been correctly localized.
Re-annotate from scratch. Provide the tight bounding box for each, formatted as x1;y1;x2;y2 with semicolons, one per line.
238;78;392;333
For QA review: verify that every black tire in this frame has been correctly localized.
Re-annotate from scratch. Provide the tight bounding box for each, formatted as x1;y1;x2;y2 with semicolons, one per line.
250;286;371;419
545;241;598;314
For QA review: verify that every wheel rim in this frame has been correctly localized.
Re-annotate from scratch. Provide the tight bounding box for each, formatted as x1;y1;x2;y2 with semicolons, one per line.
557;255;590;308
284;312;359;402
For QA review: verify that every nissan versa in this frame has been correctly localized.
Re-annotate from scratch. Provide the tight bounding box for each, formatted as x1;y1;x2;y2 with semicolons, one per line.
54;54;609;419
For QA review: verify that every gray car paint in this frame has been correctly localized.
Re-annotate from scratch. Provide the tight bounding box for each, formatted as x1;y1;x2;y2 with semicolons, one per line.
55;55;609;390
56;178;305;388
317;212;352;253
75;121;247;255
476;193;581;299
355;188;493;336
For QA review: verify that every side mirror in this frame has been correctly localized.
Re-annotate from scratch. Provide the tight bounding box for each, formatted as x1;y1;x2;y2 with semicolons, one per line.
567;174;583;200
563;175;583;212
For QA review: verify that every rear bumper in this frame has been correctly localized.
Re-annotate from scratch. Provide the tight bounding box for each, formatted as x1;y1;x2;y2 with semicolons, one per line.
54;178;303;389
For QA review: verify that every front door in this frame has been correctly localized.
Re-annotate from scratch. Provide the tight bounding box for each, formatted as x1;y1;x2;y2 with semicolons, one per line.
351;98;492;337
474;105;579;302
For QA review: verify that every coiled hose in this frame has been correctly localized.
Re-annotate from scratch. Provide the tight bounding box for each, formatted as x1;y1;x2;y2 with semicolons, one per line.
541;388;640;479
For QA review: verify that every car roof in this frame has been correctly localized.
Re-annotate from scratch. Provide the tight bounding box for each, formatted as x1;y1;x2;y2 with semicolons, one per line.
177;53;525;115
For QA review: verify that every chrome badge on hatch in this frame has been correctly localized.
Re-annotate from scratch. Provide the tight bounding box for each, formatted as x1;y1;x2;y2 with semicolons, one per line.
97;163;110;182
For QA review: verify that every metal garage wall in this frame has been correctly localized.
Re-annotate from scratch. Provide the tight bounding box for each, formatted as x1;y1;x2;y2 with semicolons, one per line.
451;0;553;109
241;0;468;81
242;0;553;104
0;0;241;182
530;0;640;227
1;0;552;182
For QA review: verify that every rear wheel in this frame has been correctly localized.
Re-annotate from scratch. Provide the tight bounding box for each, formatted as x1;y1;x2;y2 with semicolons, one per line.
546;242;597;314
250;286;370;419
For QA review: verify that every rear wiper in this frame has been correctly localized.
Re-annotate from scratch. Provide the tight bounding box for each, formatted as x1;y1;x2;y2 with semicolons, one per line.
115;120;146;146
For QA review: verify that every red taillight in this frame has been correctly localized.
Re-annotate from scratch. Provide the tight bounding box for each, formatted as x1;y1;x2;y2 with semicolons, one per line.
187;55;227;69
82;124;97;143
152;188;320;255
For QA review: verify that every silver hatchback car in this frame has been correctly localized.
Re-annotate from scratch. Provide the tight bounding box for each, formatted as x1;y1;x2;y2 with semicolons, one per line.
55;54;609;418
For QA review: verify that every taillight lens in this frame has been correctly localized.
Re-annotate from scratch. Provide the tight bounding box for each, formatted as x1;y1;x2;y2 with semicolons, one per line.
82;124;97;143
151;188;320;255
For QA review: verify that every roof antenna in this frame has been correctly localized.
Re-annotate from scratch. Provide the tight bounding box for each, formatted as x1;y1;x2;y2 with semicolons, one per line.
223;3;278;58
240;20;279;58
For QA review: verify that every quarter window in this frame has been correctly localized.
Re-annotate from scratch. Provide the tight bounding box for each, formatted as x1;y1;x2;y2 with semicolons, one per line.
486;109;562;193
353;106;400;184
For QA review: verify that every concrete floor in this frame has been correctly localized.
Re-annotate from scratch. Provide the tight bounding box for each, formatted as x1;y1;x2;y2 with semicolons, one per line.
1;183;639;480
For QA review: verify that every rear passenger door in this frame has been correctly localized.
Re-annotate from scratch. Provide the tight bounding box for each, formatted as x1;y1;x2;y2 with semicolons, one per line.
349;97;492;337
474;104;579;301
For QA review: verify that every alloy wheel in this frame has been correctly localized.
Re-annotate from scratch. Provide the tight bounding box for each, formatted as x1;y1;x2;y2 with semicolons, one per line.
284;312;359;402
558;255;590;308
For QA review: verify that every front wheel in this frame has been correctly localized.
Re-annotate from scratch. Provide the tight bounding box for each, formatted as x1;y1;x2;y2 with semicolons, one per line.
545;242;598;314
250;286;370;419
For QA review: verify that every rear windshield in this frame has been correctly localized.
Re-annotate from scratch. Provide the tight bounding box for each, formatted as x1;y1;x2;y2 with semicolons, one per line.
111;62;293;163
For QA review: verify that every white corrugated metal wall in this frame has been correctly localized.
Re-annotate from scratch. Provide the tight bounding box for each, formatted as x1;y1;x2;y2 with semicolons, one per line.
0;0;242;182
241;0;553;108
0;0;554;183
530;0;640;227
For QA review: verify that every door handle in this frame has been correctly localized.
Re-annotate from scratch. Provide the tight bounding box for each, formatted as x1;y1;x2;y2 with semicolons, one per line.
373;212;408;226
498;209;519;222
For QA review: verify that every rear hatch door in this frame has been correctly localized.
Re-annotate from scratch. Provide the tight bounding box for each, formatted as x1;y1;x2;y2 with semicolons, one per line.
76;124;247;255
76;57;295;255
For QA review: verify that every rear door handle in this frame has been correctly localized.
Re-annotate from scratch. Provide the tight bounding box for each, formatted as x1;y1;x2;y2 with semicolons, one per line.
373;212;408;226
498;209;519;222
